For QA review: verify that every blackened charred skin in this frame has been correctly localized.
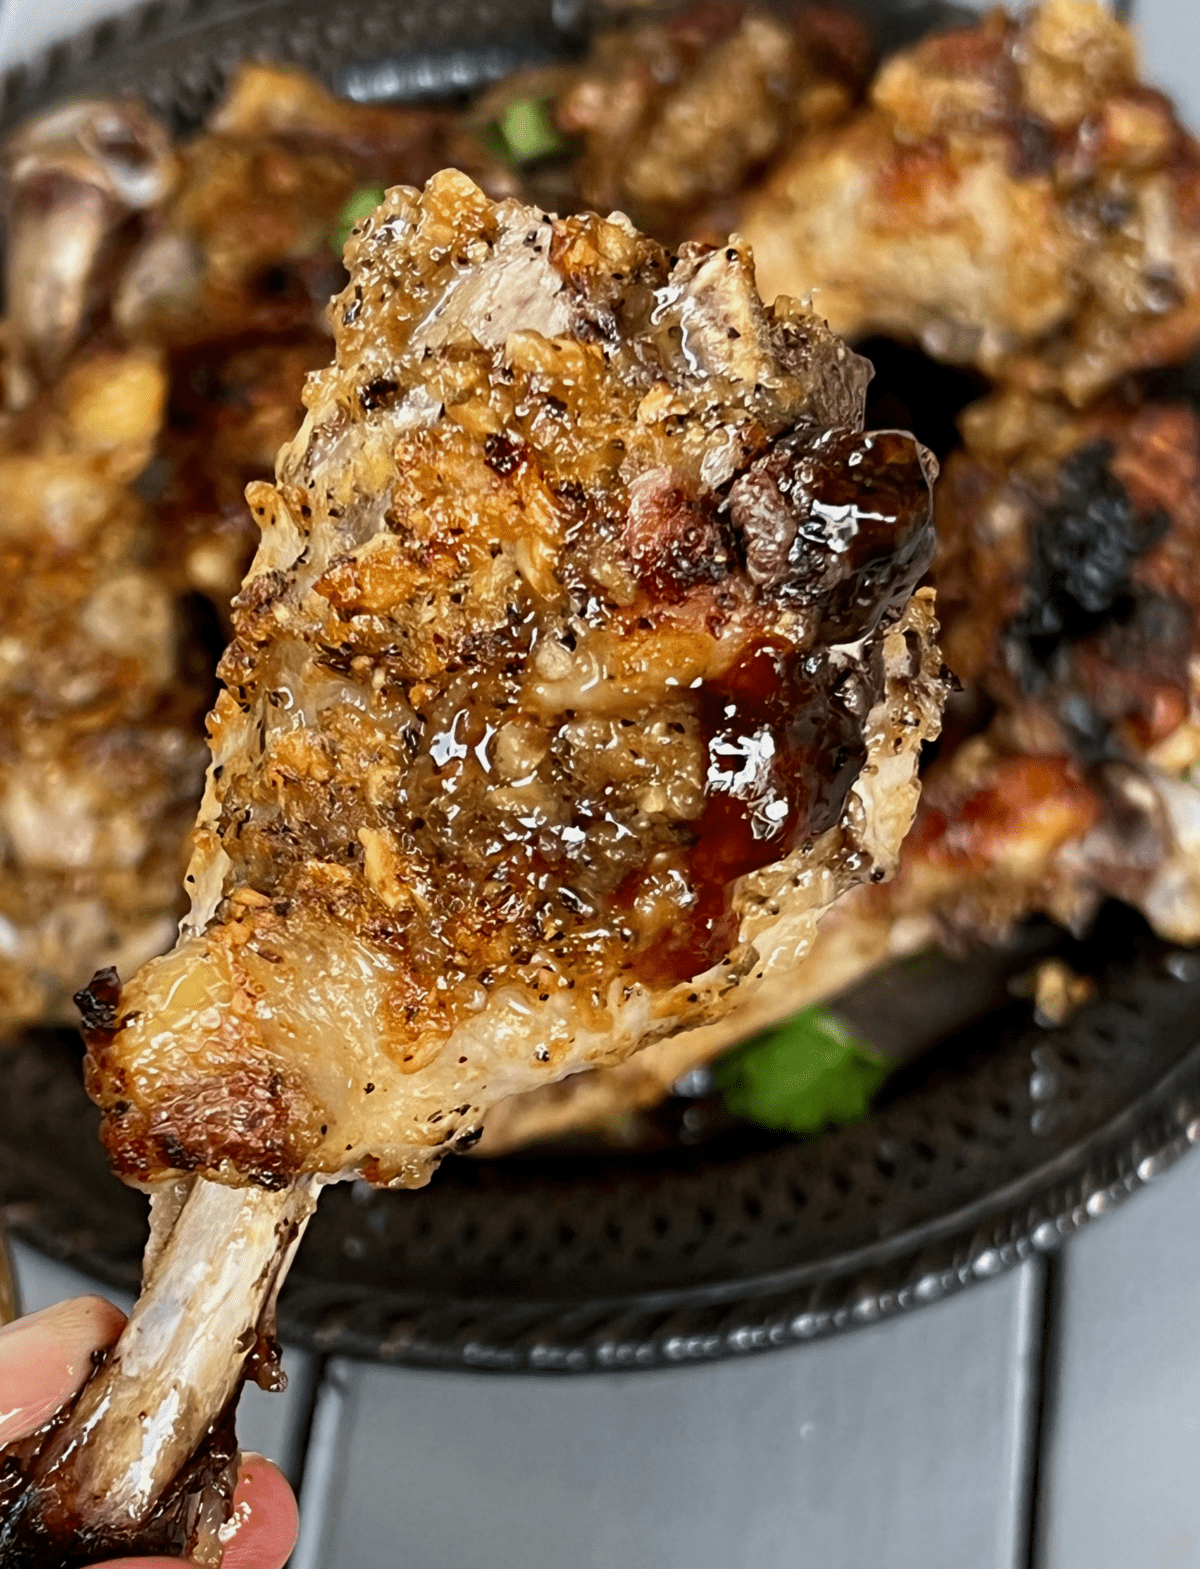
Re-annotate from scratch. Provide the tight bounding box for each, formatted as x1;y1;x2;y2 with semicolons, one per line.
1036;445;1155;613
1007;442;1171;693
155;1131;202;1174
1028;587;1194;763
359;376;399;411
728;427;937;640
0;1390;238;1569
73;968;121;1038
232;568;288;618
1009;112;1056;178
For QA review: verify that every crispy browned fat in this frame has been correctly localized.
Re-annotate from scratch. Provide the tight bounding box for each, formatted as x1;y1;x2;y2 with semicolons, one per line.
81;171;944;1190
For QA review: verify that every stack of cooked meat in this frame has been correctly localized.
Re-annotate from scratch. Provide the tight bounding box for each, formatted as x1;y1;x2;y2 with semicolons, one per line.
0;71;460;1029
491;0;1200;1145
3;0;1200;1154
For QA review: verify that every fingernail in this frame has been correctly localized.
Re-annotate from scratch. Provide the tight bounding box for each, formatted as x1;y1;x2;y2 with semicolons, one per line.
0;1297;125;1446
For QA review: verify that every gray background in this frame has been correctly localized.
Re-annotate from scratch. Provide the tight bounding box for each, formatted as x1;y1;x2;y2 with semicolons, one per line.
4;0;1200;1563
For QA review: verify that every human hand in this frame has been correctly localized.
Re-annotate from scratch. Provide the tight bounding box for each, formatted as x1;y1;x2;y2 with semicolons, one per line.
0;1296;299;1568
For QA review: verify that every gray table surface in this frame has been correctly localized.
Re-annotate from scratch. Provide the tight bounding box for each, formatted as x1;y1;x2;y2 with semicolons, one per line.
4;0;1200;1563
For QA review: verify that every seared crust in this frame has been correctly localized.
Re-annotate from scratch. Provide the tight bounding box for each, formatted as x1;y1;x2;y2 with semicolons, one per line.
84;172;943;1188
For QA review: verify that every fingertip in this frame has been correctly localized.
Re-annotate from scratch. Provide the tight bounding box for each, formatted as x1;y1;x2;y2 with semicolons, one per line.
94;1560;191;1568
66;1294;128;1346
0;1294;127;1350
94;1459;298;1569
219;1454;300;1569
0;1295;127;1446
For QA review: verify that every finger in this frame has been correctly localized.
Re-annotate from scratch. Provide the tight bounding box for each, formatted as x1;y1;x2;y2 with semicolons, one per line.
219;1455;300;1569
97;1454;299;1569
0;1295;126;1446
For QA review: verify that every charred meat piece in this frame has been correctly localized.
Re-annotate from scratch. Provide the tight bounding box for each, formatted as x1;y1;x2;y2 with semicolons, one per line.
557;3;870;243
931;388;1200;940
742;0;1200;403
0;349;210;1037
0;175;943;1561
88;171;942;1192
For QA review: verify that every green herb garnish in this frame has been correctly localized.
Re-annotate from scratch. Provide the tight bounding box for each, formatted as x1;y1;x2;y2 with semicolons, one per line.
331;185;386;255
713;1006;890;1135
487;96;569;166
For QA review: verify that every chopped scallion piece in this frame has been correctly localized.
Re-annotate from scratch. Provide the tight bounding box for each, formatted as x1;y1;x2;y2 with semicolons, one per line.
713;1006;890;1135
331;185;386;255
495;96;568;165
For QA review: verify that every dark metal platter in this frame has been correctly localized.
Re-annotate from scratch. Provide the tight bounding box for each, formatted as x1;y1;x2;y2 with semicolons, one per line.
2;0;1198;1373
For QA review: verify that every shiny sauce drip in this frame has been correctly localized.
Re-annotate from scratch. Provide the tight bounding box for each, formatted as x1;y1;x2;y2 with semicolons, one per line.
731;426;937;641
630;640;867;986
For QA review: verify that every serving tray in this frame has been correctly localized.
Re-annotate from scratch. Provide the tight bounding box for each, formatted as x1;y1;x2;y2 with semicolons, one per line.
2;0;1197;1373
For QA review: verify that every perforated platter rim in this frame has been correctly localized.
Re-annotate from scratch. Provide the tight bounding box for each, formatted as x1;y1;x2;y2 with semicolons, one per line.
0;0;1196;1373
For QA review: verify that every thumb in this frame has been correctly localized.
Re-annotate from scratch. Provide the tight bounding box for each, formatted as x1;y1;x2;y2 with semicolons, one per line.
0;1296;126;1447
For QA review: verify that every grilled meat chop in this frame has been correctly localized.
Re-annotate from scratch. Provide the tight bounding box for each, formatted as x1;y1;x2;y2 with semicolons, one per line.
555;3;870;244
742;0;1200;404
926;387;1200;941
0;348;210;1034
0;173;943;1562
86;171;944;1193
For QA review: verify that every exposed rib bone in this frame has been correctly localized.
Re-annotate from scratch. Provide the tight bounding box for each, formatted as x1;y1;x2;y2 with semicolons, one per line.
0;1177;316;1568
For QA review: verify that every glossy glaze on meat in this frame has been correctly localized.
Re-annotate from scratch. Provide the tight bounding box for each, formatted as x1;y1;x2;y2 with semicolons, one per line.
482;0;1200;1149
481;382;1200;1152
